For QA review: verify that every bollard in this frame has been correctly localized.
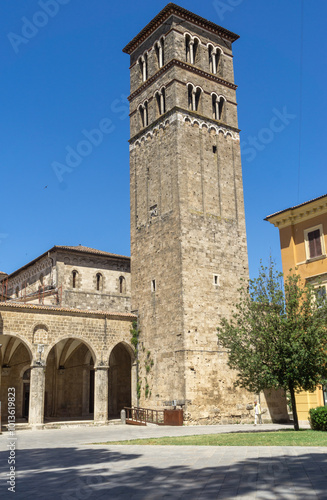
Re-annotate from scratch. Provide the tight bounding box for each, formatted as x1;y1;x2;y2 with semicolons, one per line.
121;409;126;425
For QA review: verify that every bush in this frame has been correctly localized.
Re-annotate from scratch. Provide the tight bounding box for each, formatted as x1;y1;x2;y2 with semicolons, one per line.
309;406;327;431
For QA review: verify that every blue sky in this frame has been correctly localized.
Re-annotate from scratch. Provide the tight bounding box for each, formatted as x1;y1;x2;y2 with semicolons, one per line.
1;0;326;278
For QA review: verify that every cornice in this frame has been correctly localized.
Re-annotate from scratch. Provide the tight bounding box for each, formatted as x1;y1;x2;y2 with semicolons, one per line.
123;3;239;55
0;301;136;320
265;199;327;229
128;59;237;102
129;107;240;149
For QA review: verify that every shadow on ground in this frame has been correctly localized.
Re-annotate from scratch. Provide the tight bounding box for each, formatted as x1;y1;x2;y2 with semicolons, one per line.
0;447;326;499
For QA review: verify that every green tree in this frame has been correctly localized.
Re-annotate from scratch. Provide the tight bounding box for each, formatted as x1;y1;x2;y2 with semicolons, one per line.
217;261;327;430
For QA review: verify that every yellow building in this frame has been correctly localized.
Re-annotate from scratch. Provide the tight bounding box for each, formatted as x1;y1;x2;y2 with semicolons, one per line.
266;194;327;423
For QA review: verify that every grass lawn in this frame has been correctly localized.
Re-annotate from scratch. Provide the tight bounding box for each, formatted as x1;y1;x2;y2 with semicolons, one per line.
97;430;327;447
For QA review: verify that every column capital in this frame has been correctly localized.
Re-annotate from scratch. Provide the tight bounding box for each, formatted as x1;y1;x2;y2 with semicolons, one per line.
94;365;109;371
31;362;46;369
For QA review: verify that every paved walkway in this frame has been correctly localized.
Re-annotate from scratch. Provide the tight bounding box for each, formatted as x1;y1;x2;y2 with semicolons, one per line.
0;424;326;499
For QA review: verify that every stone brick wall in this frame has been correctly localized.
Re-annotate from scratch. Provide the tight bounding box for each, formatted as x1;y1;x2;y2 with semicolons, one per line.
2;249;131;313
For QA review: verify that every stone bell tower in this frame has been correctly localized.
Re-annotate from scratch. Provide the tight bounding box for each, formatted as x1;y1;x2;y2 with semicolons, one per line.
123;3;249;423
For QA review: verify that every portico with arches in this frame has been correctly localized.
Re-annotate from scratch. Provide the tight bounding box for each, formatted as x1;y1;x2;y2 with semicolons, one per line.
0;303;136;427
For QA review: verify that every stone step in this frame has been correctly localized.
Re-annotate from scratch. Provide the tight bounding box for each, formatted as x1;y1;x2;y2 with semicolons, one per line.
1;419;122;432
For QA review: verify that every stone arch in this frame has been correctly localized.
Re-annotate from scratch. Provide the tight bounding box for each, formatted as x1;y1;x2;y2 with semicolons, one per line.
19;363;32;379
0;333;33;422
108;341;135;362
108;342;134;418
44;335;97;365
33;323;49;345
44;337;96;421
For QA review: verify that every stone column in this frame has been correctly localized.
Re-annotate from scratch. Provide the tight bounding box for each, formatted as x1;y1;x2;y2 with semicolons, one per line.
94;366;109;423
82;368;89;417
192;89;196;112
215;99;219;120
212;50;217;74
160;93;165;114
144;106;148;127
141;57;147;82
189;41;194;64
131;361;138;407
28;364;46;428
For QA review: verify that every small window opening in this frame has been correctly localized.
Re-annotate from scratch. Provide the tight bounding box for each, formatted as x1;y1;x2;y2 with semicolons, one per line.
72;270;77;289
119;276;126;294
213;275;220;286
213;145;217;154
96;273;102;291
151;279;156;292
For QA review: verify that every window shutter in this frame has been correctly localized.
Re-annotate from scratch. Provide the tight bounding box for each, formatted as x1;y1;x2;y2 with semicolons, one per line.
308;229;322;258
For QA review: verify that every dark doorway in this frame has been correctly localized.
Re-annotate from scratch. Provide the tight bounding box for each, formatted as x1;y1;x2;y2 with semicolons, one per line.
109;343;132;418
22;368;31;419
89;369;94;414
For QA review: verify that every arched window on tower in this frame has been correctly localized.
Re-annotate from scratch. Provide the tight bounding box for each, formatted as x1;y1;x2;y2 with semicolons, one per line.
72;270;78;289
208;46;221;75
139;101;148;128
188;84;201;112
155;38;165;69
155;88;166;116
185;35;199;65
119;276;126;294
138;54;148;82
212;94;226;121
96;273;103;291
